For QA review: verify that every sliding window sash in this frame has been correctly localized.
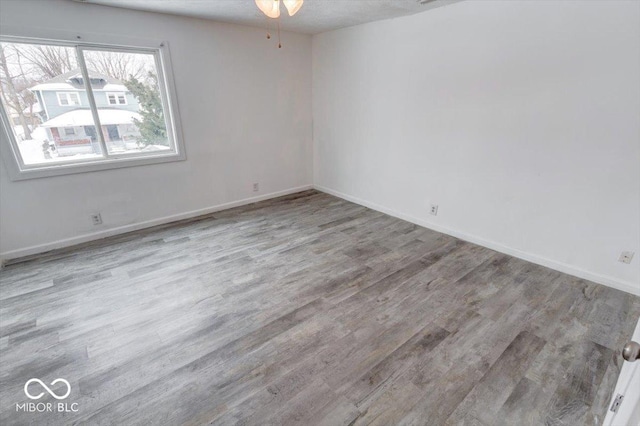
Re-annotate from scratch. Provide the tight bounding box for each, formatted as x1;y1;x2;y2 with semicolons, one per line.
153;43;178;153
76;46;109;157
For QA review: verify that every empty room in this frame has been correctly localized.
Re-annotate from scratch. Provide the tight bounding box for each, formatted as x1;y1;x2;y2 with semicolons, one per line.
0;0;639;425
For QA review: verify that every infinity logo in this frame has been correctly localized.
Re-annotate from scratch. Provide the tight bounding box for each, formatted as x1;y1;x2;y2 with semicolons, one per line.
24;378;71;400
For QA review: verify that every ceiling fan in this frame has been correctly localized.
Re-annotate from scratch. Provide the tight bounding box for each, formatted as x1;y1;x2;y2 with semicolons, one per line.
255;0;304;48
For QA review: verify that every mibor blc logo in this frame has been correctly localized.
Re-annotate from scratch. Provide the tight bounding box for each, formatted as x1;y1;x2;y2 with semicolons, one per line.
16;378;79;413
24;378;71;400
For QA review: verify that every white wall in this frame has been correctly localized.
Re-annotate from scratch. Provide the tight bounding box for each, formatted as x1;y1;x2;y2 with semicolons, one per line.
0;0;313;258
313;0;640;294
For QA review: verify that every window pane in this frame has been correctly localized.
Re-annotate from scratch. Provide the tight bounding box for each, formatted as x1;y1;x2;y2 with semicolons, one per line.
81;49;171;155
0;41;104;165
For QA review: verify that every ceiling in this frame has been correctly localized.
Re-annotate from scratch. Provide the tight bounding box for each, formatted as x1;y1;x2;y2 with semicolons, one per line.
77;0;464;34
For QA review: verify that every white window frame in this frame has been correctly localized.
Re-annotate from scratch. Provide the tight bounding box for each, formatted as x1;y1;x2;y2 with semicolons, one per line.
57;92;81;106
0;30;185;181
106;92;127;105
63;127;75;136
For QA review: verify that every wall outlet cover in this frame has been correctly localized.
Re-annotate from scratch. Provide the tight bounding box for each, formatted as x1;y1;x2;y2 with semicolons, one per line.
91;213;103;225
619;251;635;264
429;204;438;216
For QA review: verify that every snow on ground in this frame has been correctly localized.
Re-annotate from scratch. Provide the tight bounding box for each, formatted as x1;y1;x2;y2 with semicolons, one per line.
17;138;170;165
16;139;89;164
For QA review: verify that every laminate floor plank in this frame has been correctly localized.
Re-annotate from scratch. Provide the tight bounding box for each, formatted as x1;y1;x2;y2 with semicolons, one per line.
0;190;638;426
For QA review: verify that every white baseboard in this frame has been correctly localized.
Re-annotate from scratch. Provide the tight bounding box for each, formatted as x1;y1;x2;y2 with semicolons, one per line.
4;182;638;297
0;184;313;262
314;185;640;297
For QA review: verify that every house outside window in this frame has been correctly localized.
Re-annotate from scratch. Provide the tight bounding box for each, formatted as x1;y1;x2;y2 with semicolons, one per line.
57;92;81;106
63;127;75;136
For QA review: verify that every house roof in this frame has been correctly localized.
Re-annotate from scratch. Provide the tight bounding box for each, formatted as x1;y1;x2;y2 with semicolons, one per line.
40;109;142;127
30;69;128;92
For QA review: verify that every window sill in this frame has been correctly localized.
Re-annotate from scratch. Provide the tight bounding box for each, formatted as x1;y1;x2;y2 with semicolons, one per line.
1;147;186;181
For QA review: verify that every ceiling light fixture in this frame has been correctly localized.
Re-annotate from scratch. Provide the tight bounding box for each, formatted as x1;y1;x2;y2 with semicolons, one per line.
282;0;304;16
256;0;303;18
255;0;304;48
255;0;280;18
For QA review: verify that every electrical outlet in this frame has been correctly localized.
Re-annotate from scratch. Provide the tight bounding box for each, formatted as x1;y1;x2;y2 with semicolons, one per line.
619;251;635;264
91;213;102;225
429;204;438;216
253;183;259;192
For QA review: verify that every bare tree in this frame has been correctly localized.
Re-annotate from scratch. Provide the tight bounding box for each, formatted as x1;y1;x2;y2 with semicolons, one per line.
18;45;147;82
0;44;34;139
13;48;39;127
84;51;147;82
19;45;75;79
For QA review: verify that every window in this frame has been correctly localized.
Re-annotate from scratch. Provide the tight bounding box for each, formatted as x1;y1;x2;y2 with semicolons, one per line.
0;35;184;180
57;92;81;106
106;92;127;105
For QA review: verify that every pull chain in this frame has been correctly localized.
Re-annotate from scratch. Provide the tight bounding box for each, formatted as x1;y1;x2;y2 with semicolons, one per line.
265;15;271;39
277;15;282;48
